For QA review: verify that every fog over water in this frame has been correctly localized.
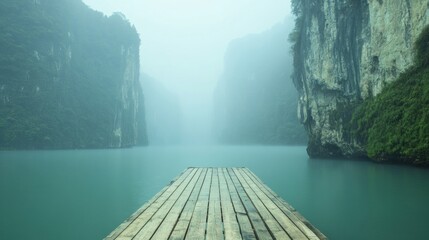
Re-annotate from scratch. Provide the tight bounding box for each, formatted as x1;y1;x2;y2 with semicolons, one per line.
82;0;292;144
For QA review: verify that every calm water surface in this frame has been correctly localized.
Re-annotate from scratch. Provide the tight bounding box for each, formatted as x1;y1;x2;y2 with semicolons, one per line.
1;146;428;240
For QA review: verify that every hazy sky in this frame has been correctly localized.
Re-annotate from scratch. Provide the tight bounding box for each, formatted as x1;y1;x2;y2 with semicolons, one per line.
82;0;292;143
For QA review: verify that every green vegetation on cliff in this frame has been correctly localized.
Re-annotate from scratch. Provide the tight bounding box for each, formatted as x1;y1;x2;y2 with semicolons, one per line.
352;26;429;165
0;0;147;149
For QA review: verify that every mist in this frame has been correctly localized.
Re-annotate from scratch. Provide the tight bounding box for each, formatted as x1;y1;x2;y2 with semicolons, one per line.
82;0;292;144
3;1;429;239
213;20;306;145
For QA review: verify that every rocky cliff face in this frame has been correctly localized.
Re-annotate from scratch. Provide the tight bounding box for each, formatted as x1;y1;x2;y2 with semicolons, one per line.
292;0;429;157
0;0;147;149
111;45;146;147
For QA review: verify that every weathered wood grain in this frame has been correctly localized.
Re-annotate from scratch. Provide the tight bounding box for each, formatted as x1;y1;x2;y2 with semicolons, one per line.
104;167;327;240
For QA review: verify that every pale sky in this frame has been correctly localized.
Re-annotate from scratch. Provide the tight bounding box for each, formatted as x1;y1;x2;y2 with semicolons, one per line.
82;0;292;143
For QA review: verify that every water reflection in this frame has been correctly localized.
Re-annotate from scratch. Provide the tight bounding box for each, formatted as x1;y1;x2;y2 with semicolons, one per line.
1;146;428;240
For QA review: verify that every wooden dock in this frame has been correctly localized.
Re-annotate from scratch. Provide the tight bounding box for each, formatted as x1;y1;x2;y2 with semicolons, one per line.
105;167;326;240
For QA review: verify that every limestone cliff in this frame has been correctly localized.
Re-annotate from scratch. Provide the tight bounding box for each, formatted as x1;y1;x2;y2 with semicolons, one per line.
292;0;429;157
0;0;147;149
111;45;147;147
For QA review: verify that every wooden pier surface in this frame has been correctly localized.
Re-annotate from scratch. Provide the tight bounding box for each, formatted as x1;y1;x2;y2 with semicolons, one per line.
105;167;326;240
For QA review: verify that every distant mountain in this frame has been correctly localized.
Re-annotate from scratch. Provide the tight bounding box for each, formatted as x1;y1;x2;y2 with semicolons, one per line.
213;23;307;145
0;0;147;149
141;74;181;145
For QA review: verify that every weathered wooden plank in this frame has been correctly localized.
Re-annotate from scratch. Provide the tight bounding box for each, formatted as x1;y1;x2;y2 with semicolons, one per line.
169;168;208;240
233;168;293;240
131;168;201;239
105;168;327;240
239;168;314;240
105;168;193;240
228;168;273;240
218;168;242;240
243;168;326;240
206;168;224;240
222;168;256;240
184;168;213;240
150;168;204;239
238;168;309;239
243;169;322;240
115;168;198;239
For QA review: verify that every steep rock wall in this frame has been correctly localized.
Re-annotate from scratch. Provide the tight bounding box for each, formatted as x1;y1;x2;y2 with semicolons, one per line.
0;0;147;149
293;0;429;157
111;45;146;147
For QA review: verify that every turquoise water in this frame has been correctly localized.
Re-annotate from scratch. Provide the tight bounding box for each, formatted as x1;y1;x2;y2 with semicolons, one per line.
1;146;428;239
